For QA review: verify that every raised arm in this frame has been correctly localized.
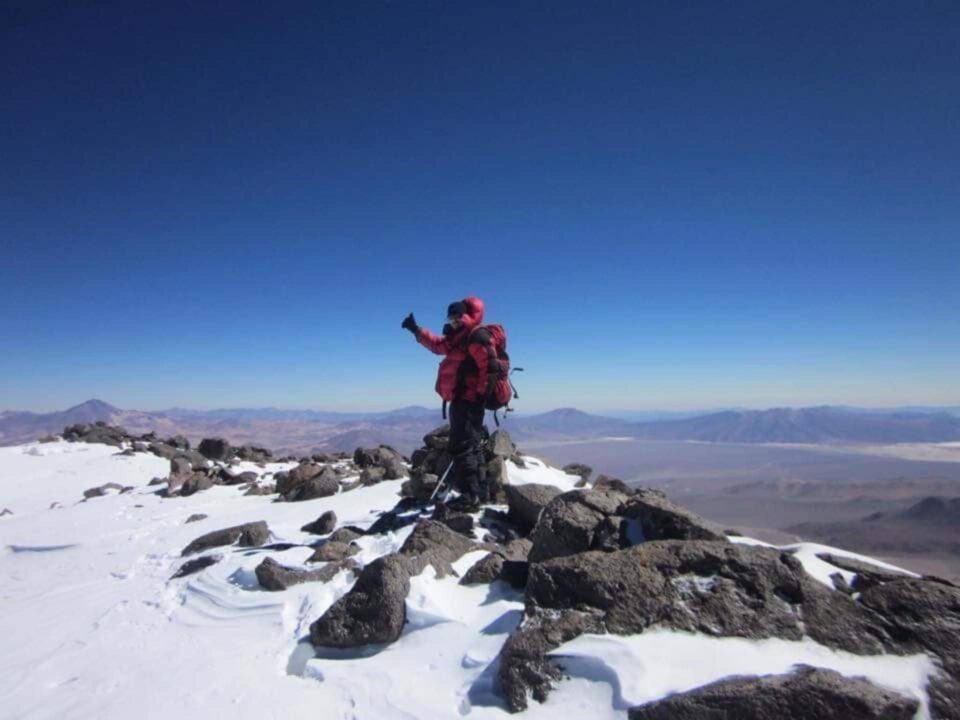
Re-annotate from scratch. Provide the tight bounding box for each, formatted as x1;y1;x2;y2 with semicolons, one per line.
416;327;450;355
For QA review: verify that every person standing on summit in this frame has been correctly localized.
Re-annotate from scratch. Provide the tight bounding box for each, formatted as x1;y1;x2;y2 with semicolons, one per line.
402;297;498;509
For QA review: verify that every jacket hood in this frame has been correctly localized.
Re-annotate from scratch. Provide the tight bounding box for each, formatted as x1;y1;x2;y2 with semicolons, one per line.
460;296;484;331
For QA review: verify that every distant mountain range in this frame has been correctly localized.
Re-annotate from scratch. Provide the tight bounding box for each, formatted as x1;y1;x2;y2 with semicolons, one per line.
2;400;959;454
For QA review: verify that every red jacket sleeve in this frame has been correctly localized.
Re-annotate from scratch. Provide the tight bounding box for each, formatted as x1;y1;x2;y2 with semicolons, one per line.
416;327;450;355
468;335;492;397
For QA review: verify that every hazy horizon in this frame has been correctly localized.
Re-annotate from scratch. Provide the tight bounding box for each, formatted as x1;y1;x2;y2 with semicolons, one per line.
5;397;960;418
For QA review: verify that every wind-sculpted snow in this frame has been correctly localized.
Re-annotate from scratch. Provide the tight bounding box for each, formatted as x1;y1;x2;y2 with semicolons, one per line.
0;438;949;719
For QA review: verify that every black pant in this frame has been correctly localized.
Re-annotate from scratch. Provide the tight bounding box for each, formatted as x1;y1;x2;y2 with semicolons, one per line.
448;399;488;501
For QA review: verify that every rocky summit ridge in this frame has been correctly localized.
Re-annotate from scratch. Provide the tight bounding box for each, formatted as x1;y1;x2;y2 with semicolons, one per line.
6;422;959;719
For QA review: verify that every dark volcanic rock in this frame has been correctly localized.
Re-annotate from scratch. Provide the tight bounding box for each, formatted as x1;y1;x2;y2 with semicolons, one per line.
499;540;900;712
498;608;606;711
360;466;386;485
166;435;190;450
278;465;339;502
562;463;593;483
170;456;192;477
236;445;272;463
180;471;217;497
171;554;222;579
816;553;913;592
461;553;505;585
505;483;562;529
198;437;234;461
1;508;14;517
255;556;351;591
185;513;208;524
301;510;338;535
398;520;477;578
621;488;726;543
489;430;516;458
295;470;340;501
486;456;509;502
307;541;360;563
219;469;258;486
527;484;723;563
858;578;960;719
627;666;918;720
181;521;270;556
309;553;411;648
354;446;406;479
328;527;364;544
149;442;178;460
83;482;129;499
422;425;450;451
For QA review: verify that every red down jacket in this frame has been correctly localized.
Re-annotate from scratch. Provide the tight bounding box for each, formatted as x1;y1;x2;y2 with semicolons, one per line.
416;296;492;403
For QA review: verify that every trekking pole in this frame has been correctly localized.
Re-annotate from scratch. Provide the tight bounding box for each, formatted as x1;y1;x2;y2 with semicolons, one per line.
428;459;456;503
427;438;489;504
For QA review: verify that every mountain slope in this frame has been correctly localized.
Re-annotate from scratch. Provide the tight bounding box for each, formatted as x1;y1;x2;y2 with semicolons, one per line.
631;406;960;443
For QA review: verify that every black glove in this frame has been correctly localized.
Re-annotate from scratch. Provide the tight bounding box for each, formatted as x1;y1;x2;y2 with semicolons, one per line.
401;312;419;335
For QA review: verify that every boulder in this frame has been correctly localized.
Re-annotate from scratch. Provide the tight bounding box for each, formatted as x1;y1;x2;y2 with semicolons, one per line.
307;542;360;563
461;553;505;585
505;483;562;529
360;466;387;486
301;510;338;535
354;446;406;479
83;482;129;499
328;527;364;544
185;513;208;523
219;469;257;486
175;449;210;469
401;470;439;501
166;435;190;450
498;540;903;711
256;557;351;591
236;445;272;463
170;456;193;477
621;488;726;543
198;437;233;461
171;554;221;579
309;553;411;648
0;508;13;517
295;469;340;501
562;463;593;483
528;485;723;563
487;456;509;502
422;425;450;451
398;519;478;578
627;666;918;720
460;538;531;588
148;442;178;460
181;521;270;556
858;578;960;718
488;430;516;458
180;471;217;497
816;553;913;592
278;466;339;502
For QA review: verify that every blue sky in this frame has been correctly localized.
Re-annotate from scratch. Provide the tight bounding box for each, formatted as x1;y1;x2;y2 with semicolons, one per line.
2;1;958;413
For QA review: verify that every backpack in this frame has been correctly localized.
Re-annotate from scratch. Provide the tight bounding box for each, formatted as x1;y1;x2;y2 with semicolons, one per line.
478;324;512;410
471;323;521;425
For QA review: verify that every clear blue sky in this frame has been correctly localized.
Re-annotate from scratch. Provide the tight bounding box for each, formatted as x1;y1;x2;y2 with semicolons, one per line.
2;1;958;413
